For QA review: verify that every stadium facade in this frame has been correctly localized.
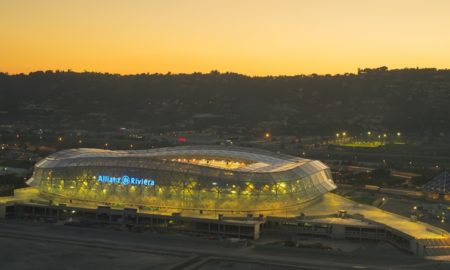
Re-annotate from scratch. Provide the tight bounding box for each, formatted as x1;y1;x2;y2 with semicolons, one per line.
28;146;336;215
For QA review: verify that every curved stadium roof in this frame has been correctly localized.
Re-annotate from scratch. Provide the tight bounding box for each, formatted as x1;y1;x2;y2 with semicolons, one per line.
35;145;326;174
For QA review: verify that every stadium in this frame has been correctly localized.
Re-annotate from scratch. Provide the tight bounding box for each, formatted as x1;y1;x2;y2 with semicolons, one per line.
3;145;449;256
27;146;336;215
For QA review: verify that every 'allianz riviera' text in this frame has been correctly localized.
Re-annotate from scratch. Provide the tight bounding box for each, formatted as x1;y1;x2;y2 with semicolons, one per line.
97;175;155;186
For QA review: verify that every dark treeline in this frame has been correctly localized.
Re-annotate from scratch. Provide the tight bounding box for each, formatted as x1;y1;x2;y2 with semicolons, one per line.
1;67;450;136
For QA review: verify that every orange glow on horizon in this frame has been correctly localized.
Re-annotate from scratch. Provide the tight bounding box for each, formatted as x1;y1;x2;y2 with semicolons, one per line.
1;0;450;76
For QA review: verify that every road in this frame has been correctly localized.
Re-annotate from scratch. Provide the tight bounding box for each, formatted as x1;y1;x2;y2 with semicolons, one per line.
0;220;448;270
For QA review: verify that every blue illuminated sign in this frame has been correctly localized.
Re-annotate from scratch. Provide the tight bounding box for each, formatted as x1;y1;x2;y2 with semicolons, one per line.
97;175;155;186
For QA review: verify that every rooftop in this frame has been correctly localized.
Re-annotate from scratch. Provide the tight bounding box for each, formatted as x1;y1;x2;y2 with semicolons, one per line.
300;193;449;239
35;145;314;173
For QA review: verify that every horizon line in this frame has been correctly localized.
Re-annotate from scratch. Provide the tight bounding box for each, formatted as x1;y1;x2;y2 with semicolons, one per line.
1;66;450;78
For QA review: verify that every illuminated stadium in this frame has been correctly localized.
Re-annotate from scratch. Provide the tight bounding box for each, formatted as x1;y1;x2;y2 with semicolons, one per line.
6;146;449;255
27;146;336;215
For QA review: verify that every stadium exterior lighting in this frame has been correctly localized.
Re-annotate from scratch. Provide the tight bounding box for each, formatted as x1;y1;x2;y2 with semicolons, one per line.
28;146;336;216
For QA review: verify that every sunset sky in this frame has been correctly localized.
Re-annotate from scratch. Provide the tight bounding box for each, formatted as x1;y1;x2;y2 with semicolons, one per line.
1;0;450;75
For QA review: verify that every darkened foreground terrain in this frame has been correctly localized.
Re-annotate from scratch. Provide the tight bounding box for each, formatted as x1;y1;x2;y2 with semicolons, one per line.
1;220;447;270
1;67;450;136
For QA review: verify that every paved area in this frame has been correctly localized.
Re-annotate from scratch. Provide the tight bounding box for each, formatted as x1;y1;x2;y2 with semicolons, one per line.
379;197;450;232
2;188;448;240
0;237;179;270
0;187;40;204
299;193;449;239
0;220;449;270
